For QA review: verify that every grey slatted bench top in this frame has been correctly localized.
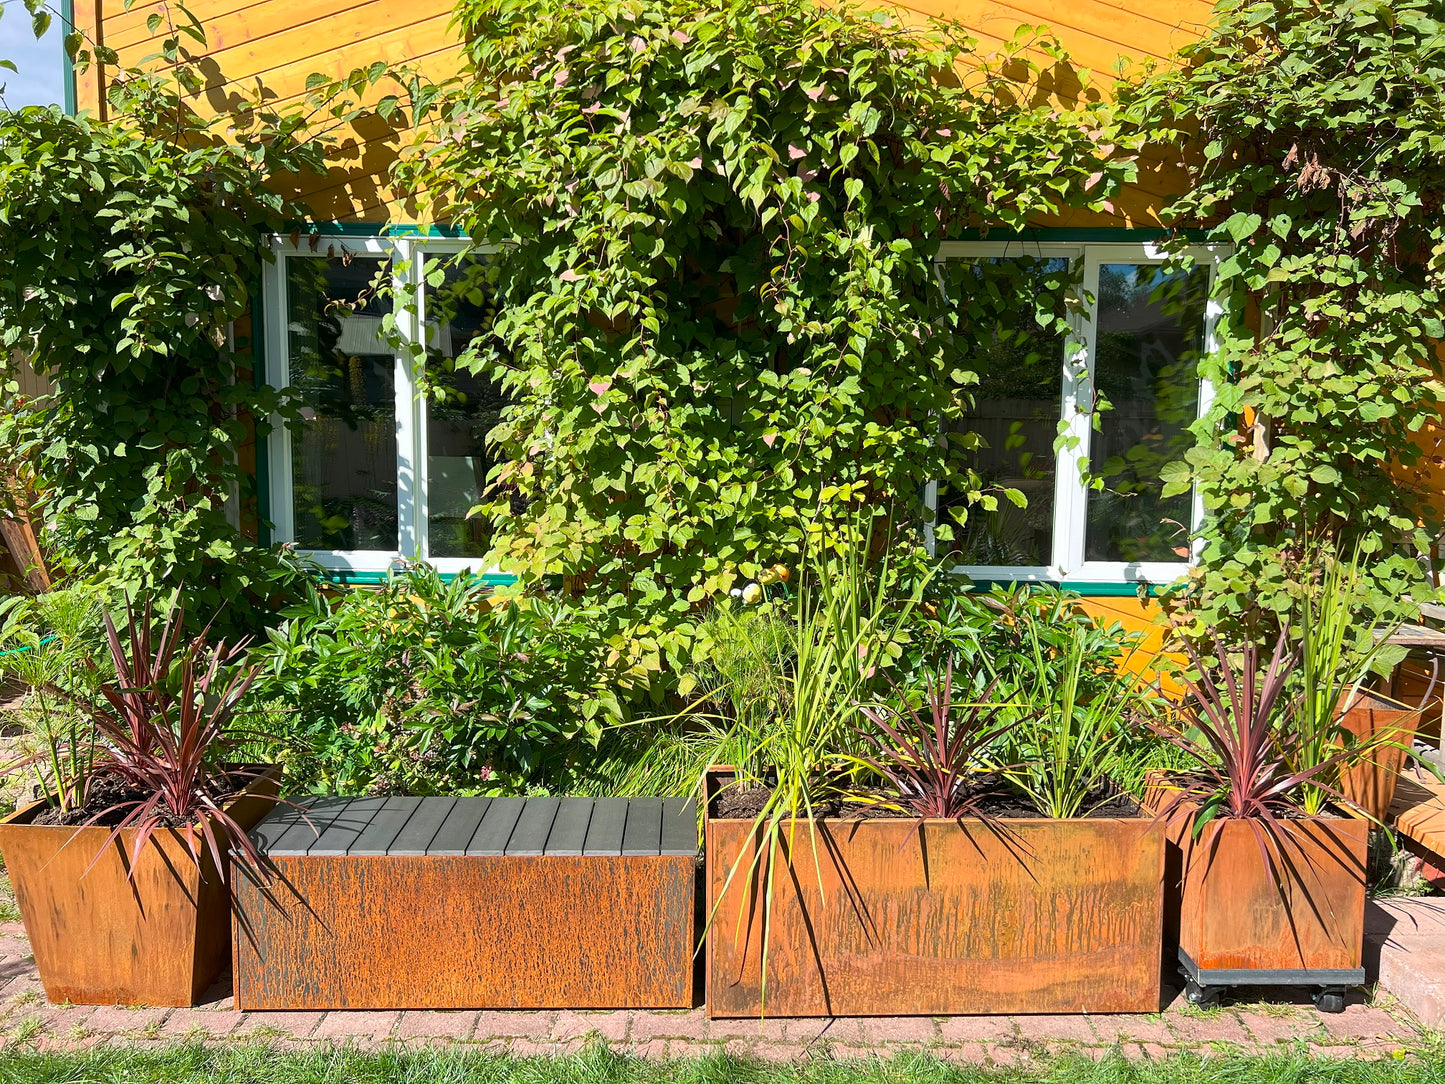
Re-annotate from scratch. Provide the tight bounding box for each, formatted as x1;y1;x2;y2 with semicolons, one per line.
253;795;698;858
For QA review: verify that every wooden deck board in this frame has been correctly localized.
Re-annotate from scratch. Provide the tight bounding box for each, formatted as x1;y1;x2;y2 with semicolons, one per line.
308;796;387;856
349;796;423;856
427;797;491;856
505;796;561;856
1391;765;1445;858
621;797;664;857
544;798;595;856
583;798;629;856
266;795;353;856
467;796;526;855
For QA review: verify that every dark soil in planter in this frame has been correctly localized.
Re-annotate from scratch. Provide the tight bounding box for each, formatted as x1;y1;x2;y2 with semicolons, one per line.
712;775;1143;820
32;770;259;828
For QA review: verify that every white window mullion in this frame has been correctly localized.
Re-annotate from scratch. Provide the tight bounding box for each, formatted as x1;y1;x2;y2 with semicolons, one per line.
1193;252;1225;563
395;239;422;562
263;242;296;547
1052;251;1099;579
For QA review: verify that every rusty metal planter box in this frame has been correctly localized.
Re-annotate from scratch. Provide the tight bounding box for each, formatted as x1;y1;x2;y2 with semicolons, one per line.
0;766;280;1007
706;811;1166;1018
1175;815;1368;977
233;795;698;1010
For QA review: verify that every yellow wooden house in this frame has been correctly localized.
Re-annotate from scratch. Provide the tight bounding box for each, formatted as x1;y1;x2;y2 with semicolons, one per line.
62;0;1243;647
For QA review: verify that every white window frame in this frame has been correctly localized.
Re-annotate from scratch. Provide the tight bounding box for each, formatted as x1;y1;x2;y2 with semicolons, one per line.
262;233;502;577
932;240;1225;587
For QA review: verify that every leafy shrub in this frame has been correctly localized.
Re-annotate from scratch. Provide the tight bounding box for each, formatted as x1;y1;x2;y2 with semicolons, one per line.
385;0;1132;662
248;567;629;795
0;584;114;811
1119;0;1445;630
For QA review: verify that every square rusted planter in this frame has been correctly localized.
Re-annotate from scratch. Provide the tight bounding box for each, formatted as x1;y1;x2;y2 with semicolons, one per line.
1338;689;1420;821
1173;814;1368;980
706;790;1166;1017
0;766;281;1007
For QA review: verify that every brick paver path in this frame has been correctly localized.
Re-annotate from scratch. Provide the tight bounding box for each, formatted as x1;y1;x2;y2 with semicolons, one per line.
0;921;1437;1061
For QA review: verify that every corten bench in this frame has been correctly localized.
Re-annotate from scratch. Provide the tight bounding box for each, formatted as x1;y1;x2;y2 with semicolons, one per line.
233;795;698;1010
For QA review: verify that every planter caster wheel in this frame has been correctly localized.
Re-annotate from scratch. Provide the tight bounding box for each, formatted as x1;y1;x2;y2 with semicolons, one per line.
1313;988;1346;1014
1185;979;1220;1007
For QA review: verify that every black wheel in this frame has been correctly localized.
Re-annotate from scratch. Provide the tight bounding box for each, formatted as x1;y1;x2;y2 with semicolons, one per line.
1185;978;1219;1007
1314;989;1346;1014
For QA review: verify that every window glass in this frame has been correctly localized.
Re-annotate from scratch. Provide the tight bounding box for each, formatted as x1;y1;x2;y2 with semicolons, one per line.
1084;263;1208;563
422;254;508;560
285;256;397;551
939;256;1071;567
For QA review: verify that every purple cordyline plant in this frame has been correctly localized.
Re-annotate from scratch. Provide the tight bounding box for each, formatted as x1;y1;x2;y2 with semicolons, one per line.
78;598;276;885
854;659;1012;819
1151;621;1368;867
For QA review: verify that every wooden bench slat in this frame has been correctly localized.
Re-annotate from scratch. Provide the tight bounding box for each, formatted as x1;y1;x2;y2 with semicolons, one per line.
427;797;492;855
387;796;458;856
249;796;320;852
349;796;424;856
621;797;664;856
659;797;698;856
544;798;595;856
309;796;388;856
582;797;628;856
467;796;526;855
505;796;562;856
266;795;354;856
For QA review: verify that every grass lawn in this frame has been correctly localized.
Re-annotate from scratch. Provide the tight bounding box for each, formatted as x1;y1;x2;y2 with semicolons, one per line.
0;1045;1442;1084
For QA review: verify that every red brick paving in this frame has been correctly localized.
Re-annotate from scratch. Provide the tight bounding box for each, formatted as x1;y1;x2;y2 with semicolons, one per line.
310;1010;399;1041
938;1015;1018;1043
550;1010;627;1042
0;912;1434;1060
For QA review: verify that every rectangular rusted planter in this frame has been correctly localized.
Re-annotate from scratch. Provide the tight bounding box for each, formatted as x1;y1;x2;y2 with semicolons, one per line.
233;795;698;1010
1173;814;1368;977
0;766;281;1007
706;786;1166;1017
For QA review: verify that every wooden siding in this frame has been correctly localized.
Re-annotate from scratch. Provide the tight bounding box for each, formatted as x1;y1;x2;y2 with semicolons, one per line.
75;0;1213;224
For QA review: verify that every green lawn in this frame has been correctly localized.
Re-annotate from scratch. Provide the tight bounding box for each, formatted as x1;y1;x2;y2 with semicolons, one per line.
0;1045;1442;1084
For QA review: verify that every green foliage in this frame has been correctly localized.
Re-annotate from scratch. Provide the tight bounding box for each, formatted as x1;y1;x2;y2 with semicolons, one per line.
1;1043;1444;1084
0;584;114;811
1119;0;1445;629
247;567;632;795
1293;544;1410;815
987;592;1161;818
0;16;345;635
389;0;1131;658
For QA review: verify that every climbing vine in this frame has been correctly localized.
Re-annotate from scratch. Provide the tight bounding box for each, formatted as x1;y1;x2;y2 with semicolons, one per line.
0;11;346;631
391;0;1131;658
1120;0;1445;628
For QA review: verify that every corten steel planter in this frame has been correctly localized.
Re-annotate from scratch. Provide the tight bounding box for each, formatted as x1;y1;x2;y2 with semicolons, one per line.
0;766;281;1007
1338;688;1419;821
705;773;1166;1017
1150;784;1368;1011
233;794;698;1010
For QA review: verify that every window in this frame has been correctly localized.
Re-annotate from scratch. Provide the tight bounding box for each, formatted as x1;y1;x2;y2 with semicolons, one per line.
931;242;1221;587
262;236;508;575
263;234;1217;588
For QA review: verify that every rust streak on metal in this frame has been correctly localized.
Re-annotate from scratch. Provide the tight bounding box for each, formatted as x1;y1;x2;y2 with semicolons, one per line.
705;814;1165;1018
233;854;697;1010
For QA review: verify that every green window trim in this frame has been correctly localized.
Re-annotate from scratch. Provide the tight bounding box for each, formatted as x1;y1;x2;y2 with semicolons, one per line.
60;0;76;115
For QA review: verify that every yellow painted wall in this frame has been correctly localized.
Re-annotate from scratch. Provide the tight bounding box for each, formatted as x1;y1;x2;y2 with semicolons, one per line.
75;0;1213;226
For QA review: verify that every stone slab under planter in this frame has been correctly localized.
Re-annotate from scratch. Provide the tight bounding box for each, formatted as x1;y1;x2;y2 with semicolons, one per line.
233;794;698;1010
